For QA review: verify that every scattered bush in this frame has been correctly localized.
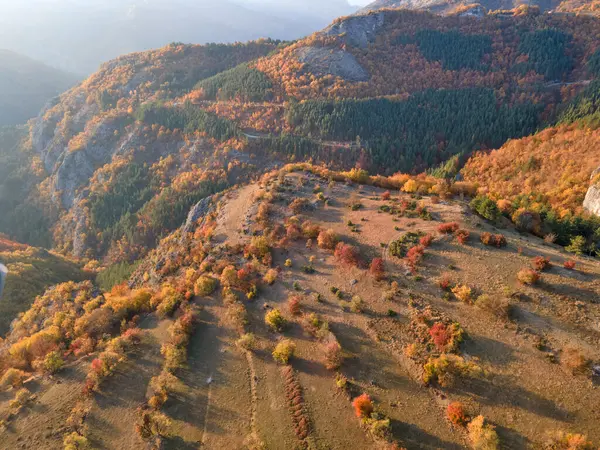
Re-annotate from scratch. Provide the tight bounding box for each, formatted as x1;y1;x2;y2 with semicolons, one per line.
438;273;452;291
194;276;218;297
10;388;31;409
370;258;385;281
350;295;365;313
317;229;339;250
323;341;343;370
265;309;287;332
467;415;499;450
452;285;472;303
263;268;279;285
420;234;434;247
423;354;482;387
289;198;310;214
447;402;469;427
288;296;302;316
438;222;460;234
273;339;296;364
563;260;577;270
545;432;594;450
480;232;507;248
405;245;425;273
455;229;470;245
236;333;257;350
63;432;90;450
334;242;361;267
352;393;374;418
475;295;512;320
517;268;540;285
562;347;589;375
532;256;551;271
285;259;293;268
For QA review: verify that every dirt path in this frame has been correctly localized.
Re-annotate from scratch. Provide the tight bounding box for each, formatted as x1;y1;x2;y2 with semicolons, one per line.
85;316;171;450
163;297;252;449
214;184;261;246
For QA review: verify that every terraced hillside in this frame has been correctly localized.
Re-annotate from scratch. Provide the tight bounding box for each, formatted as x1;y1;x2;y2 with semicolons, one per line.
1;167;598;449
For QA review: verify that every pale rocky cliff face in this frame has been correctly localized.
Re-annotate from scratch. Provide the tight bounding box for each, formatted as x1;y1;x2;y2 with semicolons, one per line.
583;167;600;217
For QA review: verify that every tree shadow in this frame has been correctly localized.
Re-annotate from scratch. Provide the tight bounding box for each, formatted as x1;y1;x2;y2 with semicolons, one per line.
448;375;571;422
390;419;464;450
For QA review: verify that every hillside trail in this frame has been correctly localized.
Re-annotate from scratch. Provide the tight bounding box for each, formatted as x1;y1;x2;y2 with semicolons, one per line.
85;315;171;450
214;183;261;246
162;295;252;449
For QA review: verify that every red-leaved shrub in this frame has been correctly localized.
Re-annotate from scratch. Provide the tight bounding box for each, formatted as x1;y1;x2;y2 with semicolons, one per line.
352;393;374;418
405;245;425;273
531;256;551;271
429;323;451;352
438;222;460;234
369;258;385;281
564;260;576;270
288;296;302;316
447;402;469;427
455;229;470;245
335;242;361;267
420;234;434;248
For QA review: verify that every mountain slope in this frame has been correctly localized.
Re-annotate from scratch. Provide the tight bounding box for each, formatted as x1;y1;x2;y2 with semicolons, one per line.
3;8;600;265
0;167;599;449
0;234;87;335
0;50;77;126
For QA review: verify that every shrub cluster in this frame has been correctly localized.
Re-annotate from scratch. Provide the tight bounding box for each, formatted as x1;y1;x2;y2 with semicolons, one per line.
438;222;460;234
480;232;507;248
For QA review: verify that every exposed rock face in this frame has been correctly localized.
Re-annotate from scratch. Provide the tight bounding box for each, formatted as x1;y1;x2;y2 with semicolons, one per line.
182;197;214;235
583;166;600;217
324;12;385;48
0;263;7;298
296;46;369;82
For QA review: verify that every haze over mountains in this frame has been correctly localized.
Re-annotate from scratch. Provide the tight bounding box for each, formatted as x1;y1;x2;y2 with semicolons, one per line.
0;50;77;126
0;0;358;75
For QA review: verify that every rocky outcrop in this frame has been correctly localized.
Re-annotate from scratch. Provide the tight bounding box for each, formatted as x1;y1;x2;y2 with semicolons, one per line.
324;12;385;48
182;197;214;236
296;46;369;82
0;263;7;298
583;167;600;217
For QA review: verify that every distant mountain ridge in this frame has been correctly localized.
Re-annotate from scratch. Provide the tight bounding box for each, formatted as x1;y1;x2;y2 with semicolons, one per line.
0;50;77;126
0;0;357;75
361;0;574;14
